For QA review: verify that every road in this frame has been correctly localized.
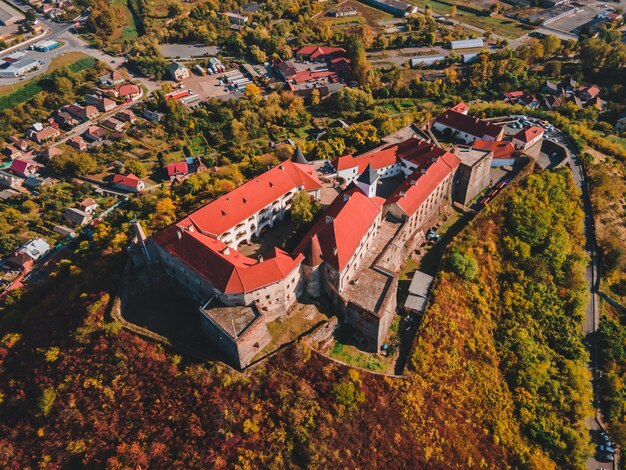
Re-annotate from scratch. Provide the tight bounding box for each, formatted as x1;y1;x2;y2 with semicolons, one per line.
0;2;160;93
552;128;616;470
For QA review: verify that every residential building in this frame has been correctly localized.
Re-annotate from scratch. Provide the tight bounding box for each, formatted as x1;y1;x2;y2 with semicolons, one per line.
98;71;125;87
579;85;601;102
432;104;504;143
167;62;190;82
117;109;137;123
64;207;92;225
615;116;626;133
84;126;108;142
165;161;189;180
503;91;540;108
17;238;51;260
9;159;38;177
512;126;544;150
113;173;145;192
472;140;516;167
101;117;125;132
296;45;348;62
118;84;141;100
3;145;22;159
77;197;99;214
40;147;62;160
9;136;29;152
143;109;164;122
26;126;60;144
68;136;87;150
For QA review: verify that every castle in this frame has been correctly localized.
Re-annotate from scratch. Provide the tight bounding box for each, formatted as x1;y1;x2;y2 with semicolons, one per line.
133;106;498;368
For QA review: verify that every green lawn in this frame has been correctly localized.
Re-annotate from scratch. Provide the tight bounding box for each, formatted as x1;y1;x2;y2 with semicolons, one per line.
187;136;208;156
111;0;138;42
329;342;386;372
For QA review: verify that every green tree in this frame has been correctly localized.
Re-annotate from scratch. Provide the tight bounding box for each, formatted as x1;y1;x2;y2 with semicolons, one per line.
447;249;478;280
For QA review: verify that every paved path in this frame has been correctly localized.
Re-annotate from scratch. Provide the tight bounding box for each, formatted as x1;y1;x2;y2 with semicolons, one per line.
552;128;616;470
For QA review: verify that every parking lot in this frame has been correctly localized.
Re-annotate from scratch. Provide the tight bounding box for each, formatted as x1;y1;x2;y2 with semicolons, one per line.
177;70;238;101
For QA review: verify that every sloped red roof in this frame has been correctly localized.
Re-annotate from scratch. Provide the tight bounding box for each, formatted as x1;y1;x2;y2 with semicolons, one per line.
387;153;460;217
113;173;141;188
333;154;358;171
292;70;336;84
449;102;469;114
166;161;188;177
118;84;140;97
514;126;544;143
296;45;347;60
435;110;503;140
152;224;303;294
295;187;384;272
187;161;322;237
334;138;449;175
472;140;515;160
9;159;35;176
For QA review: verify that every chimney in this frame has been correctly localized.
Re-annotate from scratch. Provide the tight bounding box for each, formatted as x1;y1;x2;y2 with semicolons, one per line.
243;197;247;203
326;215;335;224
257;255;264;263
410;179;417;185
421;167;427;174
343;193;350;202
399;191;406;197
222;247;230;255
188;225;195;232
332;247;338;256
177;230;182;240
221;210;227;216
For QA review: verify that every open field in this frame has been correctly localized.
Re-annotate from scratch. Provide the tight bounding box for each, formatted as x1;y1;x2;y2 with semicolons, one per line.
411;0;535;38
317;0;394;31
0;52;91;98
0;54;96;112
110;0;138;42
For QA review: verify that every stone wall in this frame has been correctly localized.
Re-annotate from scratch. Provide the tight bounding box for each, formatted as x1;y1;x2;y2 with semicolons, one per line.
199;308;271;369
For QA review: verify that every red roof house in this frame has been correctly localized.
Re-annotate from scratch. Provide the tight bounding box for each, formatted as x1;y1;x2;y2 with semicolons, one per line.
165;161;189;179
296;45;348;62
472;140;516;161
9;159;38;177
113;173;145;192
512;126;544;150
433;109;504;143
117;84;141;99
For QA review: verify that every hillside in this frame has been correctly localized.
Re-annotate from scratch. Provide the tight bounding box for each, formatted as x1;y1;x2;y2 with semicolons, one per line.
0;167;591;467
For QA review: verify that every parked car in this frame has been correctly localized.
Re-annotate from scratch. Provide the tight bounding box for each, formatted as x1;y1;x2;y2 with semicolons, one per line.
599;444;615;454
598;452;614;462
600;431;612;446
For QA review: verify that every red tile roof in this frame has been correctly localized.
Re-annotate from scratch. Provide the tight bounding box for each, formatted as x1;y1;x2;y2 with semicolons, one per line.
332;154;357;171
113;173;141;189
9;159;37;177
387;152;460;217
333;137;449;174
152;224;303;294
118;84;140;97
449;102;469;114
187;161;322;237
514;126;544;143
166;161;188;177
296;45;347;60
295;187;384;272
292;70;336;84
472;140;515;160
435;110;503;140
